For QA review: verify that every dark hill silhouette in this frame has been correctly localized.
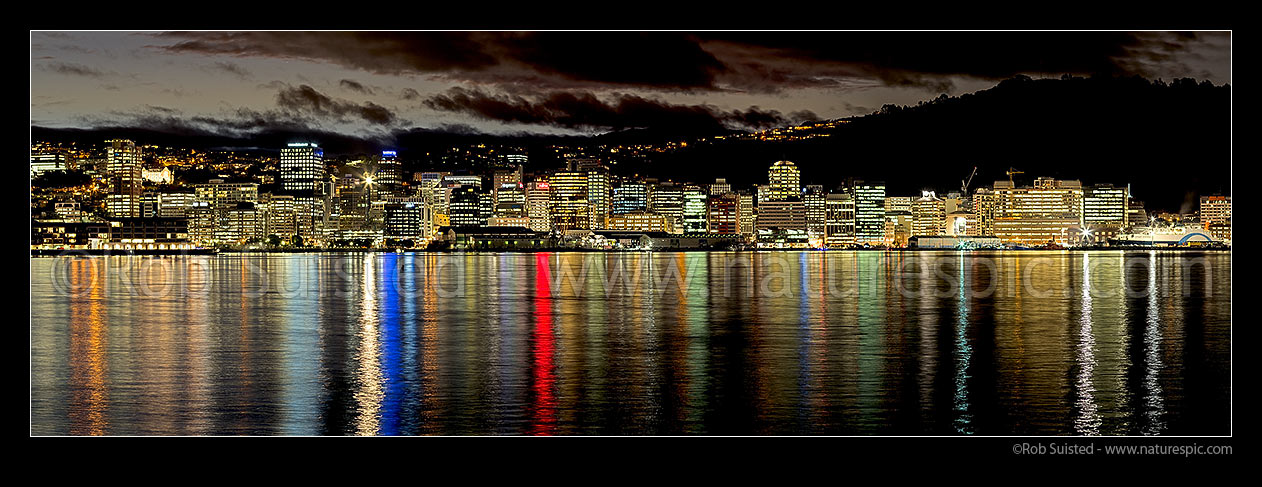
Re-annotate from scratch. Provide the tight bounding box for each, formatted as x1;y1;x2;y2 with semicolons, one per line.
646;75;1230;212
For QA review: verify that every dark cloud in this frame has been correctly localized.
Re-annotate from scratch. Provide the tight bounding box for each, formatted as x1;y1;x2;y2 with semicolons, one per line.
275;84;397;126
209;61;251;79
338;79;374;95
157;32;500;74
41;62;106;78
699;31;1229;93
498;32;725;90
152;31;1226;95
423;87;812;133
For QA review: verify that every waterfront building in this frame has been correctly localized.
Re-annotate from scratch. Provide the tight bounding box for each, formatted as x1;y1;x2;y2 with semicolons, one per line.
439;226;551;250
606;211;675;233
279;142;325;192
1083;184;1130;243
1200;195;1231;224
756;199;807;232
1200;195;1231;240
31;220;112;250
824;193;856;247
992;177;1084;245
383;197;431;244
493;183;527;219
804;187;827;245
549;170;590;231
706;192;741;234
971;188;996;236
649;183;685;230
587;169;611;229
612;181;649;215
525;180;552;232
946;211;974;237
449;185;487;227
682;185;708;233
1127;199;1148;228
911;191;947;236
1084;184;1129;226
884;211;913;248
852;181;886;245
738;193;756;240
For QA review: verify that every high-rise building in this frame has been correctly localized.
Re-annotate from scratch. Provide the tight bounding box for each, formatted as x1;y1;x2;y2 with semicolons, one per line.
280;142;325;192
549;171;589;231
852;181;886;245
375;150;402;194
756;200;807;232
1199;195;1231;225
587;169;611;229
911;191;946;236
493;183;527;219
681;185;708;233
525;180;552;232
767;160;802;201
992;177;1084;245
971;188;996;236
649;183;685;230
804;187;827;244
738;193;756;239
825;193;856;247
709;178;732;195
1200;195;1231;240
448;185;486;227
105;139;143;218
612;181;649;215
384;197;430;243
1084;185;1129;226
707;192;740;234
1083;184;1130;243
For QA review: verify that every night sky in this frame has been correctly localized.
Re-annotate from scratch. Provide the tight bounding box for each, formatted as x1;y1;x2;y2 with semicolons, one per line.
31;31;1231;138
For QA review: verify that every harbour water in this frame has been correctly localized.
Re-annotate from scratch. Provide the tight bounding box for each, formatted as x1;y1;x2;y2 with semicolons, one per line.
29;251;1231;435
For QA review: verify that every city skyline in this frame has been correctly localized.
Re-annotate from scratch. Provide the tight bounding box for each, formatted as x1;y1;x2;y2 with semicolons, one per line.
31;134;1232;252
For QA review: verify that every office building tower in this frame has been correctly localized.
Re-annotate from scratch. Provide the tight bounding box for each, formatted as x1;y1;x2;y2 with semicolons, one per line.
375;150;402;194
911;191;947;236
852;181;886;245
767;160;802;201
825;193;856;247
707;192;740;234
710;178;732;195
992;177;1084;245
105;139;143;218
280;142;325;192
612;181;649;215
681;185;708;233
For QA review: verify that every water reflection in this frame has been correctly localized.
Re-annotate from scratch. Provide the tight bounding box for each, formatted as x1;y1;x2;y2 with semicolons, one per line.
30;251;1230;435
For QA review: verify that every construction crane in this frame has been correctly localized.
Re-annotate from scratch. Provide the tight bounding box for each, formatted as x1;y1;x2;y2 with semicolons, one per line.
1006;167;1024;185
961;166;978;194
